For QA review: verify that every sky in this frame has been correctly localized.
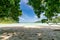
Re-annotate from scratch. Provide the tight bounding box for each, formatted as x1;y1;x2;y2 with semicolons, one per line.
19;0;47;23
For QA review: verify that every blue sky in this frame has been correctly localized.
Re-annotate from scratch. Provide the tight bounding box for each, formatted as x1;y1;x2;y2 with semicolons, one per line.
19;0;47;22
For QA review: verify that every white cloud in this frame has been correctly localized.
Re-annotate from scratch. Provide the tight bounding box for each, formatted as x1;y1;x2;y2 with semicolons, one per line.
40;13;47;20
20;17;24;21
34;15;38;18
21;0;28;3
24;0;28;3
58;14;60;16
19;13;39;23
29;6;33;9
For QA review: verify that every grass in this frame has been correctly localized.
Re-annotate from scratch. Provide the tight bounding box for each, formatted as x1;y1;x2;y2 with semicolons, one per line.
0;17;17;24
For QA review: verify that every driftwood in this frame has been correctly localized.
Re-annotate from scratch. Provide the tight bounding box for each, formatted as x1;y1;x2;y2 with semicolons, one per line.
53;29;60;31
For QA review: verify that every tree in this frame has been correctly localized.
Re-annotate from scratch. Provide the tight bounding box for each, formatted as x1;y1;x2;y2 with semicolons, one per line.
50;16;60;23
28;0;60;23
0;0;22;23
35;16;60;23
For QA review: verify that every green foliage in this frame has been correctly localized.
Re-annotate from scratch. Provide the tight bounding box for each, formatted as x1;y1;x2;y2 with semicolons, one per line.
35;19;48;23
28;0;60;23
35;16;60;23
0;17;17;23
0;0;22;23
51;16;60;23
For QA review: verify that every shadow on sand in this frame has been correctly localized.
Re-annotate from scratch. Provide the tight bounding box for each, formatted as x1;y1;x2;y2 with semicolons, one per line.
0;27;60;40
